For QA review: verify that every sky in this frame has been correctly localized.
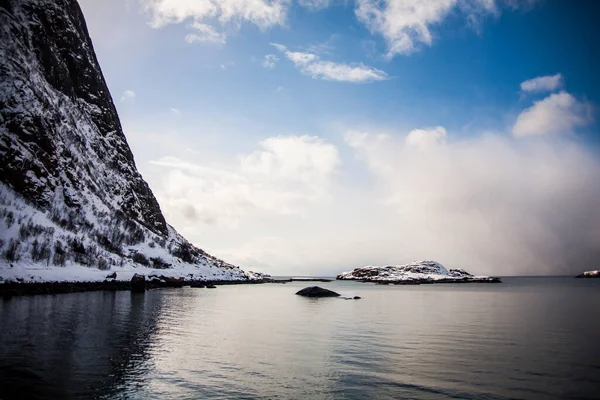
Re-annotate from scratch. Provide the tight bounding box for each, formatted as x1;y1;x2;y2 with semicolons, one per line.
77;0;600;276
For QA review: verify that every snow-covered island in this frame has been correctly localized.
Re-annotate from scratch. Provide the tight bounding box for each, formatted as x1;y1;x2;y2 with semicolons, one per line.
575;270;600;278
337;261;501;284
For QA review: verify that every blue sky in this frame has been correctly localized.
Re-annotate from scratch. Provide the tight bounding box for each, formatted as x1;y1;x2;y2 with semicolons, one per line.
79;0;600;276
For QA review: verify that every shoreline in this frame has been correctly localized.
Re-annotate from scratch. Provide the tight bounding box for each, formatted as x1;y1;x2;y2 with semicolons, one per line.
0;279;265;297
341;277;502;285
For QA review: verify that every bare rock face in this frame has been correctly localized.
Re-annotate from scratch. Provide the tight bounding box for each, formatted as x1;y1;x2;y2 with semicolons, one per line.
0;0;166;234
0;0;258;282
296;286;340;297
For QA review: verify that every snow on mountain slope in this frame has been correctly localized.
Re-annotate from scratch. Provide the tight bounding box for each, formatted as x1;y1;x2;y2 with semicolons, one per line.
337;261;499;283
0;0;260;283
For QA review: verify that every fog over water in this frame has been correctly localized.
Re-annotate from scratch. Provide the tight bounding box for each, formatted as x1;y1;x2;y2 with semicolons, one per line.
341;132;600;276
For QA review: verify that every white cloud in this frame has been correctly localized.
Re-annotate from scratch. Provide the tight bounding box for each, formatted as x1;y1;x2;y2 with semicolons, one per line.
120;89;136;102
147;135;340;229
262;54;279;69
512;91;592;137
345;128;600;275
272;45;389;83
520;73;563;94
219;62;235;70
355;0;502;58
405;126;447;149
139;0;288;42
285;51;319;66
299;0;332;11
240;135;340;188
300;60;389;82
170;108;182;114
184;22;226;44
270;42;288;52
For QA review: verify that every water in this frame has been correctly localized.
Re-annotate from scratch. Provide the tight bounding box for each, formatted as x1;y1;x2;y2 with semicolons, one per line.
1;277;599;399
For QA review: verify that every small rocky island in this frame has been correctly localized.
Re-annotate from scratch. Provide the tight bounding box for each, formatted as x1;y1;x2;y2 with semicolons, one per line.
337;261;501;284
575;270;600;278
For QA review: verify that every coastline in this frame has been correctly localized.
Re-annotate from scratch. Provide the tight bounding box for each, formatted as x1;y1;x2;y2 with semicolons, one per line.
0;278;266;297
351;277;502;285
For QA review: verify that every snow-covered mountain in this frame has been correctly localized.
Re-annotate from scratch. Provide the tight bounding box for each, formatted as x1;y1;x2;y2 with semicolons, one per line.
0;0;260;283
337;261;500;283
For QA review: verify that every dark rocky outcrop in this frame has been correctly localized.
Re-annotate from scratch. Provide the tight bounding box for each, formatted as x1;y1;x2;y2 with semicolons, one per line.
296;286;340;297
130;274;146;293
575;270;600;278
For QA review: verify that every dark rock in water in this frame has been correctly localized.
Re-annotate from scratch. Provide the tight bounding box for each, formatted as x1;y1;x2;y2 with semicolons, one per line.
130;274;146;292
353;296;361;299
296;286;340;297
190;283;205;288
206;284;217;289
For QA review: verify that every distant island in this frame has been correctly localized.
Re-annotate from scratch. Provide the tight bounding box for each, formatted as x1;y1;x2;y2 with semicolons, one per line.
575;270;600;278
337;261;501;284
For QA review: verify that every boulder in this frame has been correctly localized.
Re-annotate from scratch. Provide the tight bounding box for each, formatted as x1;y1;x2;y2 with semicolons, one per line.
130;274;146;292
206;284;217;289
296;286;340;297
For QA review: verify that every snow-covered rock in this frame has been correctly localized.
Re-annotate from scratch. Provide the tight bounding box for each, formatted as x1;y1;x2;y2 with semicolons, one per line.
0;0;262;284
336;261;500;283
575;270;600;278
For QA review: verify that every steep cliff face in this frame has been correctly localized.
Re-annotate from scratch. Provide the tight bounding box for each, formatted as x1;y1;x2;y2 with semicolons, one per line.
0;0;258;282
0;0;166;233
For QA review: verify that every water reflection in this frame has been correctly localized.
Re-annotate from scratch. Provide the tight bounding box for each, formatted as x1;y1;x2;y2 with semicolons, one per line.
0;291;165;399
0;279;599;399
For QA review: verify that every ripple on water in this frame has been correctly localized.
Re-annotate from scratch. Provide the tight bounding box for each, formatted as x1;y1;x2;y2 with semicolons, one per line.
1;279;599;399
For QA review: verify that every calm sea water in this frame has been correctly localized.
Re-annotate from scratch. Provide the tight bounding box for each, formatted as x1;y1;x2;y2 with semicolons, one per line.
0;277;599;399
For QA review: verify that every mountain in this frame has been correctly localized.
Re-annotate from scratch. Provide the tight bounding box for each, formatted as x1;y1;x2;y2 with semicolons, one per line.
0;0;261;283
336;261;500;283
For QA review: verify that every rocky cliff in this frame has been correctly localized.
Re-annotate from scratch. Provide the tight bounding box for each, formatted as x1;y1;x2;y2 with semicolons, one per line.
0;0;259;283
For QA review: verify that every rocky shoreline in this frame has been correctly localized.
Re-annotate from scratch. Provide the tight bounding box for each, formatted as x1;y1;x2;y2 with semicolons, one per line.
368;277;502;285
337;261;502;284
575;270;600;278
0;277;265;297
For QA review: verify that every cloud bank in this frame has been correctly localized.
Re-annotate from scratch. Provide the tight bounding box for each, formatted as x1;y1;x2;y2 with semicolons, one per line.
513;92;592;137
147;135;340;230
344;129;600;276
